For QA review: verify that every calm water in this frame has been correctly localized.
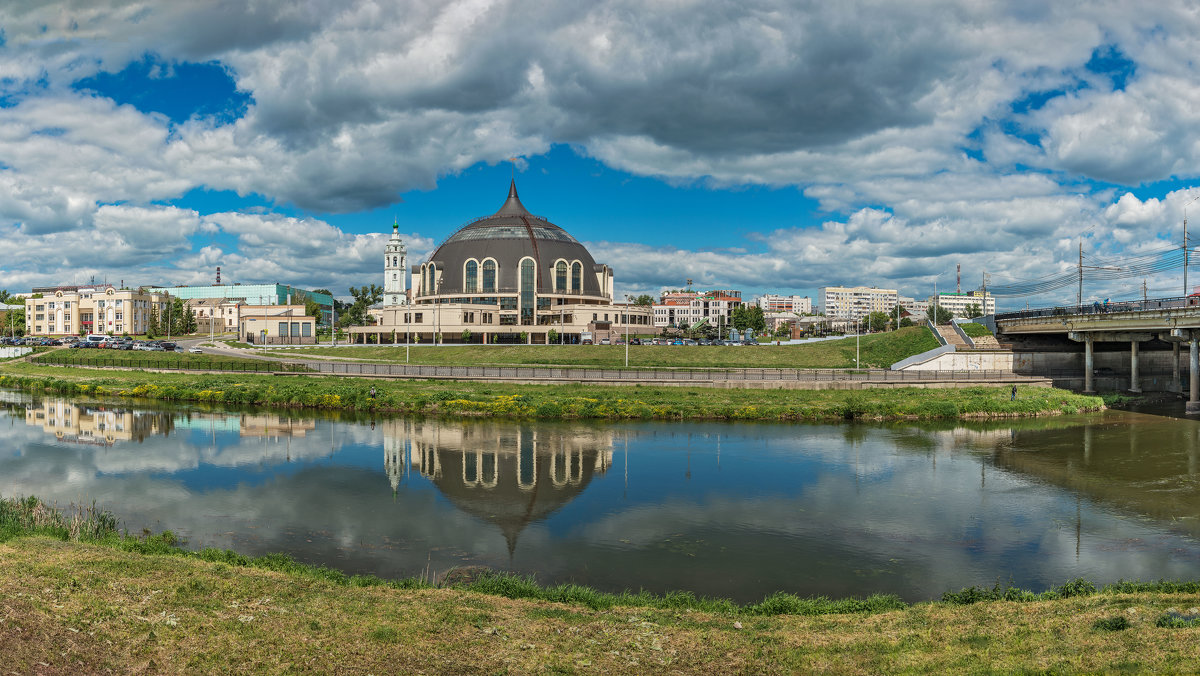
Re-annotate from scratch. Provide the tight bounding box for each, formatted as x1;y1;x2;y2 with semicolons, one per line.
3;389;1200;603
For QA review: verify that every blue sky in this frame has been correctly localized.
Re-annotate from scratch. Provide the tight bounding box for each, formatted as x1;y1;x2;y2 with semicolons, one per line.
2;2;1200;309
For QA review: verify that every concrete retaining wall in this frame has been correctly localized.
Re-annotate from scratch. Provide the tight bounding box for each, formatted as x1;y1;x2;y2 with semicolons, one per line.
901;350;1015;371
0;347;31;359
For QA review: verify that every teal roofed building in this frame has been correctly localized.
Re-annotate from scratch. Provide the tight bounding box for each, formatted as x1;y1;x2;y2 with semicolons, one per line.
145;284;334;325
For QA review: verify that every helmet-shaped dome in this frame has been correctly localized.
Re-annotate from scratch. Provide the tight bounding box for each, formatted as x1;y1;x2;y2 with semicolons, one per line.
425;181;604;296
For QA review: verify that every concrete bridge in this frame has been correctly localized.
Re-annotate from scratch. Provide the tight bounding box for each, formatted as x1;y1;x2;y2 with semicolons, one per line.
995;296;1200;413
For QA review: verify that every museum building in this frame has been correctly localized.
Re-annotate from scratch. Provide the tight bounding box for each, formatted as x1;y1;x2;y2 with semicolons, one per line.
349;182;652;344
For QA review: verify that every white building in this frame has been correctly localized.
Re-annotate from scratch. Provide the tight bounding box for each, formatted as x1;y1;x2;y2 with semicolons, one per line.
928;292;996;318
757;294;812;314
652;290;743;331
819;286;899;321
384;220;408;306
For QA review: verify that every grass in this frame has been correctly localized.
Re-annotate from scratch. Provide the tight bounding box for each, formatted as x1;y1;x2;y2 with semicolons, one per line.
0;361;1103;421
4;495;1200;673
258;326;942;369
959;322;994;338
31;349;312;373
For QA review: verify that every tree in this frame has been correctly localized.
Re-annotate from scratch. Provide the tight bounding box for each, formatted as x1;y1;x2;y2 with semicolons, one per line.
461;329;472;343
929;305;954;324
293;290;325;325
747;306;766;332
547;328;558;344
344;285;383;326
633;294;654;306
866;311;891;332
899;317;915;328
0;289;14;304
146;305;160;338
731;305;749;330
964;303;982;318
519;331;528;344
3;307;25;337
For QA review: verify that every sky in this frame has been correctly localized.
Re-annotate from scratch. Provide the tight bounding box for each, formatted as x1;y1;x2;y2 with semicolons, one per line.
2;1;1200;310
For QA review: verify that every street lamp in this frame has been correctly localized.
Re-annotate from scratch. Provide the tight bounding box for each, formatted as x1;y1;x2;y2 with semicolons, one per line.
855;316;860;367
624;295;631;368
1185;195;1200;296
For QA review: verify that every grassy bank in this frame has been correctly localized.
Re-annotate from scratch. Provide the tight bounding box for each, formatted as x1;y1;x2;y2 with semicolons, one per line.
256;326;942;369
3;496;1200;673
32;348;311;373
0;362;1102;421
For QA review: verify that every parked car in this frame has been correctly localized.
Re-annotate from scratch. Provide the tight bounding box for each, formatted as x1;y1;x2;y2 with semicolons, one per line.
629;338;641;345
600;338;610;345
188;347;203;354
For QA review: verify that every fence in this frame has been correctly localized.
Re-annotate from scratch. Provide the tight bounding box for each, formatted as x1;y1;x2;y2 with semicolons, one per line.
997;296;1200;322
306;362;1028;382
32;355;312;373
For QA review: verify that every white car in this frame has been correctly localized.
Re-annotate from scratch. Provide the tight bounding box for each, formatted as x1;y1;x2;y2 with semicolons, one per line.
188;347;203;354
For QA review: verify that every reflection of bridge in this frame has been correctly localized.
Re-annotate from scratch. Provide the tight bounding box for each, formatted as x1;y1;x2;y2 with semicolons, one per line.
382;420;614;554
996;297;1200;412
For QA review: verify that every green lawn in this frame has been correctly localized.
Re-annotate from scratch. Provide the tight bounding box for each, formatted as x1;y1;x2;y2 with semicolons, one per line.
258;326;941;369
0;361;1100;421
960;322;994;338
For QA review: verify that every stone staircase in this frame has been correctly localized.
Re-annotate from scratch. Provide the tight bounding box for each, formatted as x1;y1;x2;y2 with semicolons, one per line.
935;324;969;349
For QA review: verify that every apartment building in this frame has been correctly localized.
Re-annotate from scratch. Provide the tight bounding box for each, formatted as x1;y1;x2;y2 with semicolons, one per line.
818;286;899;321
24;285;172;336
928;291;996;317
652;290;743;330
756;294;813;314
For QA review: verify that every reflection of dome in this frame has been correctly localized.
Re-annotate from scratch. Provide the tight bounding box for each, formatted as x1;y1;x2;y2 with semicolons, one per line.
384;421;613;555
418;182;607;298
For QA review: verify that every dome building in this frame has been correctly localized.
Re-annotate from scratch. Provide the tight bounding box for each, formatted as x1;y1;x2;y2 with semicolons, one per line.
351;182;652;344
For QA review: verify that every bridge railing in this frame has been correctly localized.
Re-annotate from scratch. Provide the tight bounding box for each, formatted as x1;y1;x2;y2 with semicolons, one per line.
996;296;1200;322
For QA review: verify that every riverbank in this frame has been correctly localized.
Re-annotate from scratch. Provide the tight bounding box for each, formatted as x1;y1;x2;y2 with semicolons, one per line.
2;497;1198;673
0;362;1103;421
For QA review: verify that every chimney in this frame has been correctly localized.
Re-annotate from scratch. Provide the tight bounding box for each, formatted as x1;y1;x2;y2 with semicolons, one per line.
216;267;221;284
956;264;961;294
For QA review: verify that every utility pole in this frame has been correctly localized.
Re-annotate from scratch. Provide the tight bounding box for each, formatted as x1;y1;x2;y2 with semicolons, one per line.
1078;240;1083;307
1144;279;1148;303
1185;196;1200;296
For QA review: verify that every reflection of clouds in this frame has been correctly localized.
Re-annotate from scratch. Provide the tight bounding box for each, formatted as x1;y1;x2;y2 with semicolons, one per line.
4;406;1200;603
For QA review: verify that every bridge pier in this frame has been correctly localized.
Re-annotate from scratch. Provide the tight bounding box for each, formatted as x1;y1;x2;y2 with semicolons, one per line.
1083;335;1095;394
1189;337;1200;415
1175;342;1182;393
1129;340;1142;394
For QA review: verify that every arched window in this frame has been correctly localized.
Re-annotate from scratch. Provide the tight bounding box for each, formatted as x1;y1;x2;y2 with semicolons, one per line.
392;256;398;267
465;260;478;293
482;260;497;293
519;258;536;325
571;261;582;292
555;261;567;292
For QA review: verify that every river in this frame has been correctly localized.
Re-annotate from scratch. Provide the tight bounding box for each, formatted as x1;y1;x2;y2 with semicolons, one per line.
2;389;1198;603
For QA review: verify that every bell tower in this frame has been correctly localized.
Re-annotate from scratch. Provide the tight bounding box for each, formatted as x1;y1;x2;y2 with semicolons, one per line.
384;220;408;306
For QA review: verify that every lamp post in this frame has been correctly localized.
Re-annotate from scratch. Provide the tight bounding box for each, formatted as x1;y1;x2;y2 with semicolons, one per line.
1185;195;1200;296
624;295;631;368
855;316;860;367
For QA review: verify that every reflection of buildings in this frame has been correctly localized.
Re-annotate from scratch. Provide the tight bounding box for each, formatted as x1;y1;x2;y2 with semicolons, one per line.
24;400;174;445
383;419;614;553
238;415;316;439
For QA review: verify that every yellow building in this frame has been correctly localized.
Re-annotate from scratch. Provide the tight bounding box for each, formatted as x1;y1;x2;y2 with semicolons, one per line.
25;285;172;337
238;305;317;345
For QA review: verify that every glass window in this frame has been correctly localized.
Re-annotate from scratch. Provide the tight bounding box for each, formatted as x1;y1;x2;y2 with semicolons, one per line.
482;260;496;292
516;259;535;324
291;322;300;337
571;262;582;292
302;323;311;337
465;260;478;292
556;261;567;291
278;322;288;336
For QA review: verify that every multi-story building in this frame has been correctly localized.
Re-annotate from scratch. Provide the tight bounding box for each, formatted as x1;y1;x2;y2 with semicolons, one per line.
899;295;928;318
928;291;996;318
757;294;813;314
24;285;172;336
652;290;743;331
146;283;334;325
818;286;899;321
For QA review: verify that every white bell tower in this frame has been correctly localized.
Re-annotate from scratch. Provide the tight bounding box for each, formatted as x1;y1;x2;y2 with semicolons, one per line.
384;220;408;306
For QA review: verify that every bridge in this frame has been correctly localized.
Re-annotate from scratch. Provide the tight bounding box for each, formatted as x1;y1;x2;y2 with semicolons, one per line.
995;295;1200;413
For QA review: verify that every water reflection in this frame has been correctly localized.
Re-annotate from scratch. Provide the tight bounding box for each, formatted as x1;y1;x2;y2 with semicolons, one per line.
3;392;1200;603
383;420;613;553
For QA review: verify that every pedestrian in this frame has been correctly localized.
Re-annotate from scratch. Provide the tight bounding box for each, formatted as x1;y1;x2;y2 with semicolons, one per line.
369;385;376;399
1103;298;1109;312
1011;384;1017;401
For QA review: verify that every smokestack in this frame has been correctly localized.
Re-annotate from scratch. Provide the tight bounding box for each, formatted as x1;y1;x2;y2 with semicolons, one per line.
216;266;221;284
956;264;961;294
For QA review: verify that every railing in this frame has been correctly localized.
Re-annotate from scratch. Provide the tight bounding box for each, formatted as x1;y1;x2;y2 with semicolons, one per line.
996;296;1200;321
303;362;1031;382
32;355;312;373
